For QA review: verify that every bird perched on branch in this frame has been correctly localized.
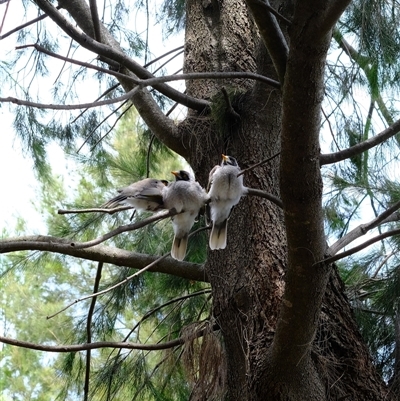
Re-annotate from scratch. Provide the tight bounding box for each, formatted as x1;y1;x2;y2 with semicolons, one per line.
102;178;168;212
208;154;247;250
162;170;209;261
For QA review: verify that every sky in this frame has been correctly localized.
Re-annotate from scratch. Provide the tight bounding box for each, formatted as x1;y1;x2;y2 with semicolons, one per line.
0;2;43;232
0;1;184;234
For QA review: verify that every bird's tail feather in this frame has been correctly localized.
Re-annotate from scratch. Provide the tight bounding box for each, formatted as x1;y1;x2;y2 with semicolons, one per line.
171;235;188;261
209;220;228;250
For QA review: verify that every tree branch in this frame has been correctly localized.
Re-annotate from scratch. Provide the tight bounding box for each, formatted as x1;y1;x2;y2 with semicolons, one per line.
327;200;400;256
333;28;395;126
47;253;171;319
0;5;61;40
58;205;133;214
18;44;280;90
35;0;208;111
88;0;101;42
33;0;187;158
244;0;289;83
0;236;207;282
0;87;140;110
320;118;400;165
318;0;352;37
318;228;400;266
246;188;283;209
70;211;174;249
84;261;103;401
0;335;184;352
237;151;281;177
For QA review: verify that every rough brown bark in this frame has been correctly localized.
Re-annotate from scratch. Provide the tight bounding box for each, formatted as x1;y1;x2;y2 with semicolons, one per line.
182;1;391;400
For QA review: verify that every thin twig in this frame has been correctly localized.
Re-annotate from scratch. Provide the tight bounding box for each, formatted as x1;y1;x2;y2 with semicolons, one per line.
46;227;210;319
317;228;400;267
69;211;174;250
143;46;184;69
58;205;134;215
0;0;10;35
237;151;281;177
0;5;61;40
89;102;134;151
84;262;103;401
78;100;128;153
0;86;140;110
16;43;138;85
151;51;185;75
146;135;156;178
70;83;120;124
328;199;400;256
47;253;170;319
0;334;184;352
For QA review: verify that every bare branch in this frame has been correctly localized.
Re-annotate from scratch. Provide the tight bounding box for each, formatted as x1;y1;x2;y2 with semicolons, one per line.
84;261;103;401
88;0;102;42
143;46;184;69
16;43;139;84
333;29;395;126
246;188;283;209
58;205;133;215
320;118;400;165
0;323;216;353
47;253;171;319
0;335;184;352
319;228;400;267
0;5;61;40
54;0;188;157
0;236;207;282
69;211;174;249
238;151;281;177
328;200;400;256
34;0;209;111
0;86;139;110
244;0;289;83
318;0;352;37
135;71;280;89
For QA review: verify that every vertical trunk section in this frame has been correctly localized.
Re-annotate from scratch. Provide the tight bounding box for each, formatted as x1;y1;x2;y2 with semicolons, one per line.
184;1;286;399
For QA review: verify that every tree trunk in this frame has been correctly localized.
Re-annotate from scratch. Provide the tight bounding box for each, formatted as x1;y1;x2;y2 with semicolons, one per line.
46;0;392;399
183;1;390;400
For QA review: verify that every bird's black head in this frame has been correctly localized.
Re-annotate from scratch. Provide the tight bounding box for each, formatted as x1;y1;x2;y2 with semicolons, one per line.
171;170;191;181
221;154;238;167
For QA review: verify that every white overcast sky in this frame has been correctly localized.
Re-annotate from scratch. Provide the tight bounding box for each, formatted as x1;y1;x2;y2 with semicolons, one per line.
0;1;184;233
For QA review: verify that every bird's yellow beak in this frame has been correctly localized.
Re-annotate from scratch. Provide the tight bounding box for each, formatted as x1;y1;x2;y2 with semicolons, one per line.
222;154;229;161
171;171;179;177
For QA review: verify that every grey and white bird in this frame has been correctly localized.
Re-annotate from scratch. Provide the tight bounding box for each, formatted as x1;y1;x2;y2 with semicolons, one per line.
162;170;209;261
208;154;247;250
102;178;168;212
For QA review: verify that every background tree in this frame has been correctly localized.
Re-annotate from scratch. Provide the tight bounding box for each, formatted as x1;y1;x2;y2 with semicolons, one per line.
1;0;400;400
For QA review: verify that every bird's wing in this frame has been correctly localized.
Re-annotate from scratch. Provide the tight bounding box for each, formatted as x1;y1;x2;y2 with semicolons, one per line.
207;165;220;192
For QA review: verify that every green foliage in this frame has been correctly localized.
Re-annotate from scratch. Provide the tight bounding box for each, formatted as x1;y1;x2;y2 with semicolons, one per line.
3;0;400;398
1;106;210;400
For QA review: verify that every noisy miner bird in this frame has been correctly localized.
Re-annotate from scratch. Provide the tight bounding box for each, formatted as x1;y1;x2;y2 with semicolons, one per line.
162;170;209;261
208;154;247;250
102;178;168;212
